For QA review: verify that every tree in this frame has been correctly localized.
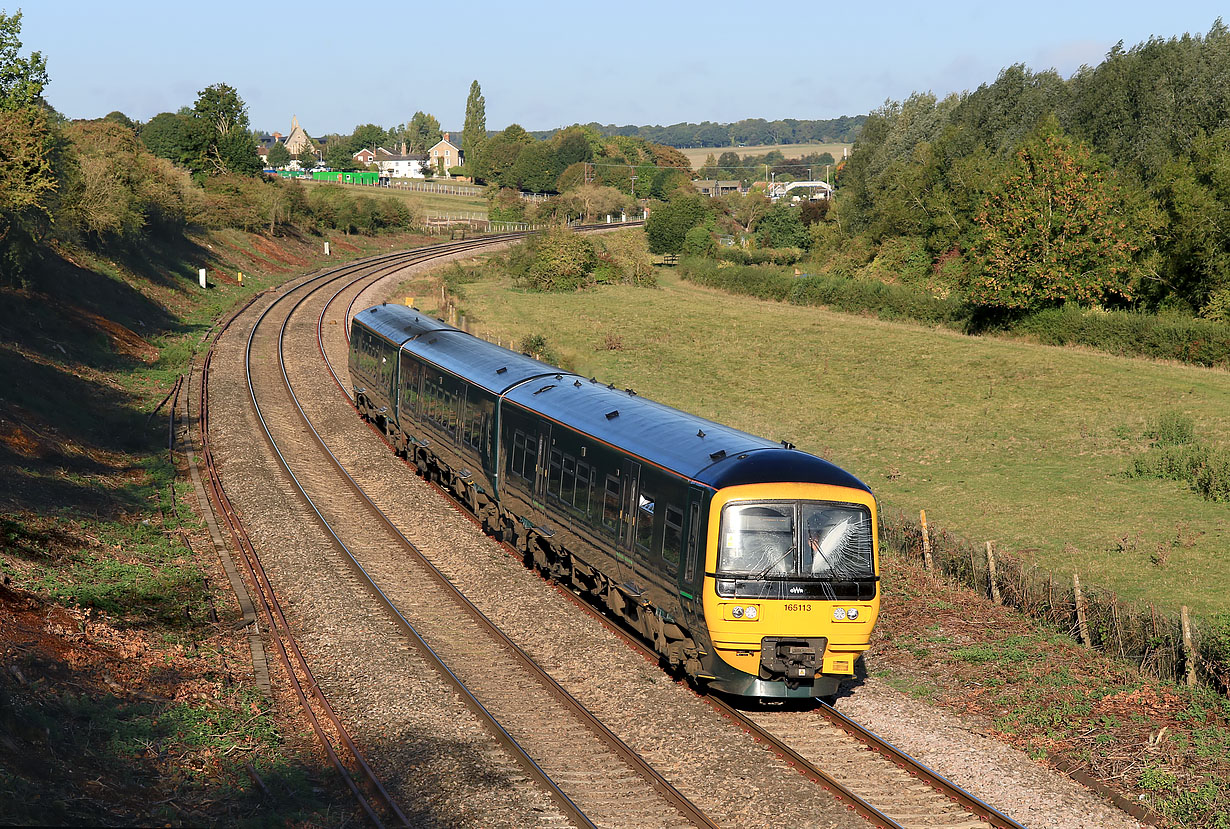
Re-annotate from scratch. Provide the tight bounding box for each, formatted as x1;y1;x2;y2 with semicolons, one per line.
967;120;1150;311
406;111;441;153
325;142;358;171
0;11;46;111
103;111;135;130
347;123;387;153
644;195;711;255
267;141;290;169
462;80;486;163
192;83;260;176
296;146;319;170
141;112;196;167
510;141;558;193
757;202;810;248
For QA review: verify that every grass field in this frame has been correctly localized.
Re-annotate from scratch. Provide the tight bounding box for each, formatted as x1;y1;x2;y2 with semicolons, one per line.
399;266;1230;617
302;180;488;216
678;142;851;170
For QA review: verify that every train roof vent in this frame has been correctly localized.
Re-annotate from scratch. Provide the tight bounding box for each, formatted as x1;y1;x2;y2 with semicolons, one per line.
574;380;582;387
533;384;556;395
496;366;508;374
605;410;619;420
427;337;438;344
709;449;727;461
697;429;706;438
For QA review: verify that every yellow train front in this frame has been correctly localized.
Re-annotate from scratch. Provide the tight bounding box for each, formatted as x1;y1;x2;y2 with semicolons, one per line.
696;474;879;698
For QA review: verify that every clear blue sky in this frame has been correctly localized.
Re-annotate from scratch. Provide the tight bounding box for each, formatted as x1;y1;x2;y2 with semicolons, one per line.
19;1;1227;136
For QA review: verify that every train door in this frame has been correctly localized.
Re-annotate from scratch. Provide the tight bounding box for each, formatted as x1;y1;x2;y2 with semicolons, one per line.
679;486;708;632
621;460;648;599
532;423;551;512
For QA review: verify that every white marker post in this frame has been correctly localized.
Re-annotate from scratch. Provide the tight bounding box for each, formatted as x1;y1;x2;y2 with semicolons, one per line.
198;268;206;288
324;241;330;256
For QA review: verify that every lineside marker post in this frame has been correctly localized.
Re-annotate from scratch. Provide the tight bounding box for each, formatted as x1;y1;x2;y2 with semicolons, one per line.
985;541;1001;604
1074;573;1091;648
198;268;206;288
1181;605;1197;686
920;510;933;572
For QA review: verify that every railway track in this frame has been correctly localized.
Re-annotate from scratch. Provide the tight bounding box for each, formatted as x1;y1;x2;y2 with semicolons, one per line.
212;231;737;827
310;247;1031;829
200;230;1032;827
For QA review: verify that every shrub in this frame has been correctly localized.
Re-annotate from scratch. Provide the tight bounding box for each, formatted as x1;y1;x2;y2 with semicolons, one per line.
682;225;715;257
1013;306;1230;367
1145;410;1196;446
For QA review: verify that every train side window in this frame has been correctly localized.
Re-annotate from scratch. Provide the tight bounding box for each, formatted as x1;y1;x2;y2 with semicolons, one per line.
635;490;656;552
548;448;563;498
601;475;620;533
663;505;683;569
574;460;594;517
684;502;701;583
510;430;535;482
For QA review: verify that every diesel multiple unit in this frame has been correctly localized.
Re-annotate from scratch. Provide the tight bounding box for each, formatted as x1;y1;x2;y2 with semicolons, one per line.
349;303;880;698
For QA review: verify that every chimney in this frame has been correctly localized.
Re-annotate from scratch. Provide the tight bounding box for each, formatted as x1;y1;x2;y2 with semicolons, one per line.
443;132;449;143
401;141;407;155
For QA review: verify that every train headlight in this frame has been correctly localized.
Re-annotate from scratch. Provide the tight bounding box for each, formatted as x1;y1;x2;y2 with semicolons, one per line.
832;607;847;621
731;605;745;619
847;607;859;620
744;605;758;620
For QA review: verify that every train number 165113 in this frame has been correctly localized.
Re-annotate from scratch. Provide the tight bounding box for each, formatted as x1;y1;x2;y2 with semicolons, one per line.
783;603;812;612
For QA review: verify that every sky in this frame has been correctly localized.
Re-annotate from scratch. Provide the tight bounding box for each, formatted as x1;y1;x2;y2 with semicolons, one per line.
19;1;1229;137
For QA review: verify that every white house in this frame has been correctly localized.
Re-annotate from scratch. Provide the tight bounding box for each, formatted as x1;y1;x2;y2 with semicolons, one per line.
374;146;427;179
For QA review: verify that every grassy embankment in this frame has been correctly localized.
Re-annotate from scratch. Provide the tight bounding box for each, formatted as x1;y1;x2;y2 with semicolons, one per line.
390;253;1230;826
410;266;1230;617
677;142;851;170
0;226;434;824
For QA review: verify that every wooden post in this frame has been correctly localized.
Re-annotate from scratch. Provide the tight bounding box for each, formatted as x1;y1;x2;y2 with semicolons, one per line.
985;541;1001;604
1074;573;1091;648
920;510;933;571
1181;605;1197;687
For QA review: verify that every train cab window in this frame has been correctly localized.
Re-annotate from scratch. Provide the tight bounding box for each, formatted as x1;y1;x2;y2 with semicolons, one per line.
663;505;683;569
601;475;620;533
801;503;874;580
635;491;656;552
718;503;796;576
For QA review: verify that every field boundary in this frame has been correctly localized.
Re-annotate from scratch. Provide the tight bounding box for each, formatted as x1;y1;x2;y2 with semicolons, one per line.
881;511;1229;695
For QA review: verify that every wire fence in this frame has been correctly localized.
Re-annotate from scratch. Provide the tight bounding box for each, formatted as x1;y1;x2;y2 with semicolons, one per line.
880;509;1230;695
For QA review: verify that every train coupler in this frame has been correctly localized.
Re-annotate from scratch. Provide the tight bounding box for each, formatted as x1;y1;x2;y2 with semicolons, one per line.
760;637;826;686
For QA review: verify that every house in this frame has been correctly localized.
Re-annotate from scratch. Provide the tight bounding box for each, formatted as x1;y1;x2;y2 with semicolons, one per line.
353;147;376;166
374;146;427;179
255;131;285;165
694;179;742;197
427;133;462;176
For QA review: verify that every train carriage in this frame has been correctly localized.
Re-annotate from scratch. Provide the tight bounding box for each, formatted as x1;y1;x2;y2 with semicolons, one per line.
350;303;880;698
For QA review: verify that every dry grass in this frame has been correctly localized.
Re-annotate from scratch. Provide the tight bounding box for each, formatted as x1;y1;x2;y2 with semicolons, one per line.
678;142;850;170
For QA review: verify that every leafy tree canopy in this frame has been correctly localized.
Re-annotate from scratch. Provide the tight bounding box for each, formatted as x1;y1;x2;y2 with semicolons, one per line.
0;11;46;111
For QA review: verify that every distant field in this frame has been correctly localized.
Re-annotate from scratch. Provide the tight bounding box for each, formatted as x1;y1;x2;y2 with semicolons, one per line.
391;265;1230;616
302;180;487;216
678;142;850;170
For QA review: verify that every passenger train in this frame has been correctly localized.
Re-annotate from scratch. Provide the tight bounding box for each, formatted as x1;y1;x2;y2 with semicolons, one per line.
349;303;880;698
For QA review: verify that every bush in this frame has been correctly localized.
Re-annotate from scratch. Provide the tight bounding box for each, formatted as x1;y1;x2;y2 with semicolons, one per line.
1145;410;1196;446
1014;306;1230;367
508;227;597;291
682;226;715;257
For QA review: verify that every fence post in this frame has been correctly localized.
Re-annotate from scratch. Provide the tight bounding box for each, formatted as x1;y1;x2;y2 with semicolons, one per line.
1181;605;1197;686
1074;573;1091;648
985;541;1001;604
920;510;933;571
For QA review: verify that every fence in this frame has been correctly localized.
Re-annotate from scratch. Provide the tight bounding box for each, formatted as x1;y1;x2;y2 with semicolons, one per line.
880;509;1230;694
301;176;553;202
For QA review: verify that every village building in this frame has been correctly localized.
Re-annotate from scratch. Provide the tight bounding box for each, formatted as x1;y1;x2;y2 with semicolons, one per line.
373;145;427;179
427;133;463;176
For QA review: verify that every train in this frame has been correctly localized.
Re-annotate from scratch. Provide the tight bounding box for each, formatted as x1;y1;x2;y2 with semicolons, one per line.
349;302;881;698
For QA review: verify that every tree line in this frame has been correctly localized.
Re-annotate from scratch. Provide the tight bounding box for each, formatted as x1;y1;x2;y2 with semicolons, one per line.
833;19;1230;320
527;115;865;148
